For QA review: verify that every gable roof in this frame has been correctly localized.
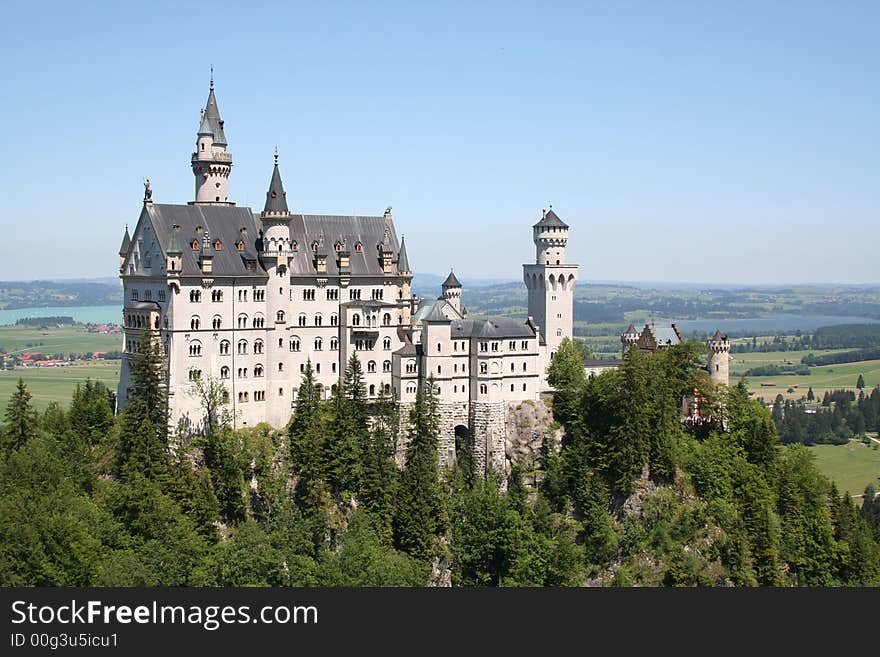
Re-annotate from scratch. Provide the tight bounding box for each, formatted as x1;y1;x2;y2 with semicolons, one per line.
449;317;536;339
534;208;568;228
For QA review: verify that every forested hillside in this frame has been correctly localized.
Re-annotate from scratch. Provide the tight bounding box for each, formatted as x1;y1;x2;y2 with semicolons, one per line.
1;334;878;586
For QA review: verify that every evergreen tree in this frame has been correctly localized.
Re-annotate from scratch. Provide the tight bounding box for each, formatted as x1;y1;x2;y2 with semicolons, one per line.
68;379;114;446
2;378;38;458
857;374;866;389
806;387;815;402
361;387;399;539
288;360;328;516
394;377;445;561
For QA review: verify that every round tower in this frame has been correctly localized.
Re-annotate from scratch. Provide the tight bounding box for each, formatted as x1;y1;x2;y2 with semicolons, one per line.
191;78;234;205
523;208;578;361
707;330;730;386
621;323;640;354
441;270;462;315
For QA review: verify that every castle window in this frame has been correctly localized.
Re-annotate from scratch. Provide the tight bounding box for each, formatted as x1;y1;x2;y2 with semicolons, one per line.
335;241;344;252
511;384;515;392
255;391;265;402
437;343;441;353
290;338;301;352
480;363;487;375
253;315;265;328
238;367;247;378
237;340;248;354
298;313;307;327
131;289;138;301
330;337;338;351
716;364;719;371
509;341;516;350
521;341;528;350
220;366;229;379
368;361;376;373
190;316;200;330
331;313;338;326
332;362;337;373
383;313;391;326
279;388;284;397
315;338;323;351
349;289;361;301
189;369;202;381
279;338;283;347
311;241;319;253
406;361;416;374
254;289;264;301
220;340;230;355
383;337;391;350
437;365;441;374
158;290;166;302
491;342;499;352
214;240;223;251
511;363;514;372
291;241;297;252
276;310;285;323
190;290;202;303
188;341;202;357
303;289;315;301
212;316;221;330
238;313;248;328
236;240;245;252
369;384;375;396
353;314;361;326
355;242;363;253
480;342;487;352
144;290;152;301
556;329;562;337
523;362;527;371
453;385;457;393
372;289;384;300
522;383;527;392
314;314;322;326
254;365;264;377
254;339;264;354
383;360;391;373
192;240;200;251
479;383;487;395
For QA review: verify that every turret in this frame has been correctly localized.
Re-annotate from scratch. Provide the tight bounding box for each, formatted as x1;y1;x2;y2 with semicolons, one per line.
191;77;233;205
398;236;412;325
118;225;131;272
441;270;462;314
166;224;183;275
198;230;213;273
260;151;291;254
621;323;640;354
533;207;568;265
707;330;730;386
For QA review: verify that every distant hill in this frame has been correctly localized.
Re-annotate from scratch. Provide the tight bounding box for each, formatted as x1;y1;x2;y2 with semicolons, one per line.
0;279;121;310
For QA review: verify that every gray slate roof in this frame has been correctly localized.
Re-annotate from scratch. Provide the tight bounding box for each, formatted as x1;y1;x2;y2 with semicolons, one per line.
583;358;622;367
534;208;568;228
646;323;681;347
202;85;227;146
450;318;536;339
442;270;461;288
146;204;265;278
263;160;289;214
624;323;638;335
118;226;131;256
269;213;403;278
710;330;727;341
397;236;410;273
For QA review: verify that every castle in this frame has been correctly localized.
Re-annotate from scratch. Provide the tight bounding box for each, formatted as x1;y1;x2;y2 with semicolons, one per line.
117;79;728;472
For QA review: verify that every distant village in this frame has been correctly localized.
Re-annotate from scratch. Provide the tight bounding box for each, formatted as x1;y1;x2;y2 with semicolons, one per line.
0;320;122;371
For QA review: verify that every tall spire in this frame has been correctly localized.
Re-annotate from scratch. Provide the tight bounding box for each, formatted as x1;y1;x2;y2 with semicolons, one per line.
262;152;289;215
118;225;131;257
397;235;410;274
202;78;226;146
192;74;233;205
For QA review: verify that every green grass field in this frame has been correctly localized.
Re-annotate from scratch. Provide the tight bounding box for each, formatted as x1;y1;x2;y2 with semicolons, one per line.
0;324;121;357
729;349;880;400
0;361;120;411
808;441;880;497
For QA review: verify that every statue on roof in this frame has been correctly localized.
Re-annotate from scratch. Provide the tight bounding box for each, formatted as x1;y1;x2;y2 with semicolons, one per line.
143;178;152;201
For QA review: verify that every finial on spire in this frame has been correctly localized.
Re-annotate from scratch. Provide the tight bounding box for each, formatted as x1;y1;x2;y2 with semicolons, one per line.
274;146;278;165
210;65;214;89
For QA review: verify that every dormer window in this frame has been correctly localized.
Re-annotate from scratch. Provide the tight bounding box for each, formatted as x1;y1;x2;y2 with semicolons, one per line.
354;241;363;253
191;240;200;251
335;241;344;252
213;240;223;251
195;226;204;234
291;241;298;252
311;241;319;253
236;240;245;252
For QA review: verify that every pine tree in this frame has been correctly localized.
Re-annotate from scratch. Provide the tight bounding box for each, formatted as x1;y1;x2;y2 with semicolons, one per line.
324;363;363;498
394;377;445;561
2;378;38;458
361;386;399;539
288;360;328;516
857;374;866;390
68;379;114;446
806;387;815;401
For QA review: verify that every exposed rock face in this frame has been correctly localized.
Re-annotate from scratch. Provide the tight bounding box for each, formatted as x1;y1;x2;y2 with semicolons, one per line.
504;398;561;471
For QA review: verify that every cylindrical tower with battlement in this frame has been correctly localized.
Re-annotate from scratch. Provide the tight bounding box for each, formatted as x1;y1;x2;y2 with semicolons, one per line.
191;79;234;205
707;330;730;386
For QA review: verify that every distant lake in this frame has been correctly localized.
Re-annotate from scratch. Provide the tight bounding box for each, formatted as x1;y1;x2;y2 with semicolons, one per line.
676;315;880;335
0;305;120;326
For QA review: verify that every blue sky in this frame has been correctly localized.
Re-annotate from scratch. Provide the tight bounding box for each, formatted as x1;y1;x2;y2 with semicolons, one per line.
0;1;877;284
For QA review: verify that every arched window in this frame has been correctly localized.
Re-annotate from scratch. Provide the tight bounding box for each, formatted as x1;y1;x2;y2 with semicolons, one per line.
191;240;200;251
369;384;375;396
190;315;200;330
330;313;338;326
314;313;322;326
254;364;264;377
437;343;441;353
211;289;223;302
254;339;264;354
277;310;285;323
189;290;201;302
437;365;442;374
290;338;301;352
253;314;265;328
383;337;391;350
278;362;284;372
188;340;202;356
384;383;390;395
213;239;223;251
219;340;230;355
367;360;376;373
298;313;307;327
480;362;487;374
330;337;338;351
352;314;360;326
355;241;363;253
236;240;245;252
220;366;229;379
406;383;416;394
314;338;323;351
238;340;248;355
383;360;391;373
382;313;391;326
237;314;248;329
212;315;221;330
480;383;487;395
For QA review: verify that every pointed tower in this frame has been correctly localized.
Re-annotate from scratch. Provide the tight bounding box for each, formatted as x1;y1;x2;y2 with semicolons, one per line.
397;236;413;326
707;330;730;386
191;77;233;205
260;152;292;427
118;225;131;272
523;208;579;362
441;270;462;315
621;323;640;355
